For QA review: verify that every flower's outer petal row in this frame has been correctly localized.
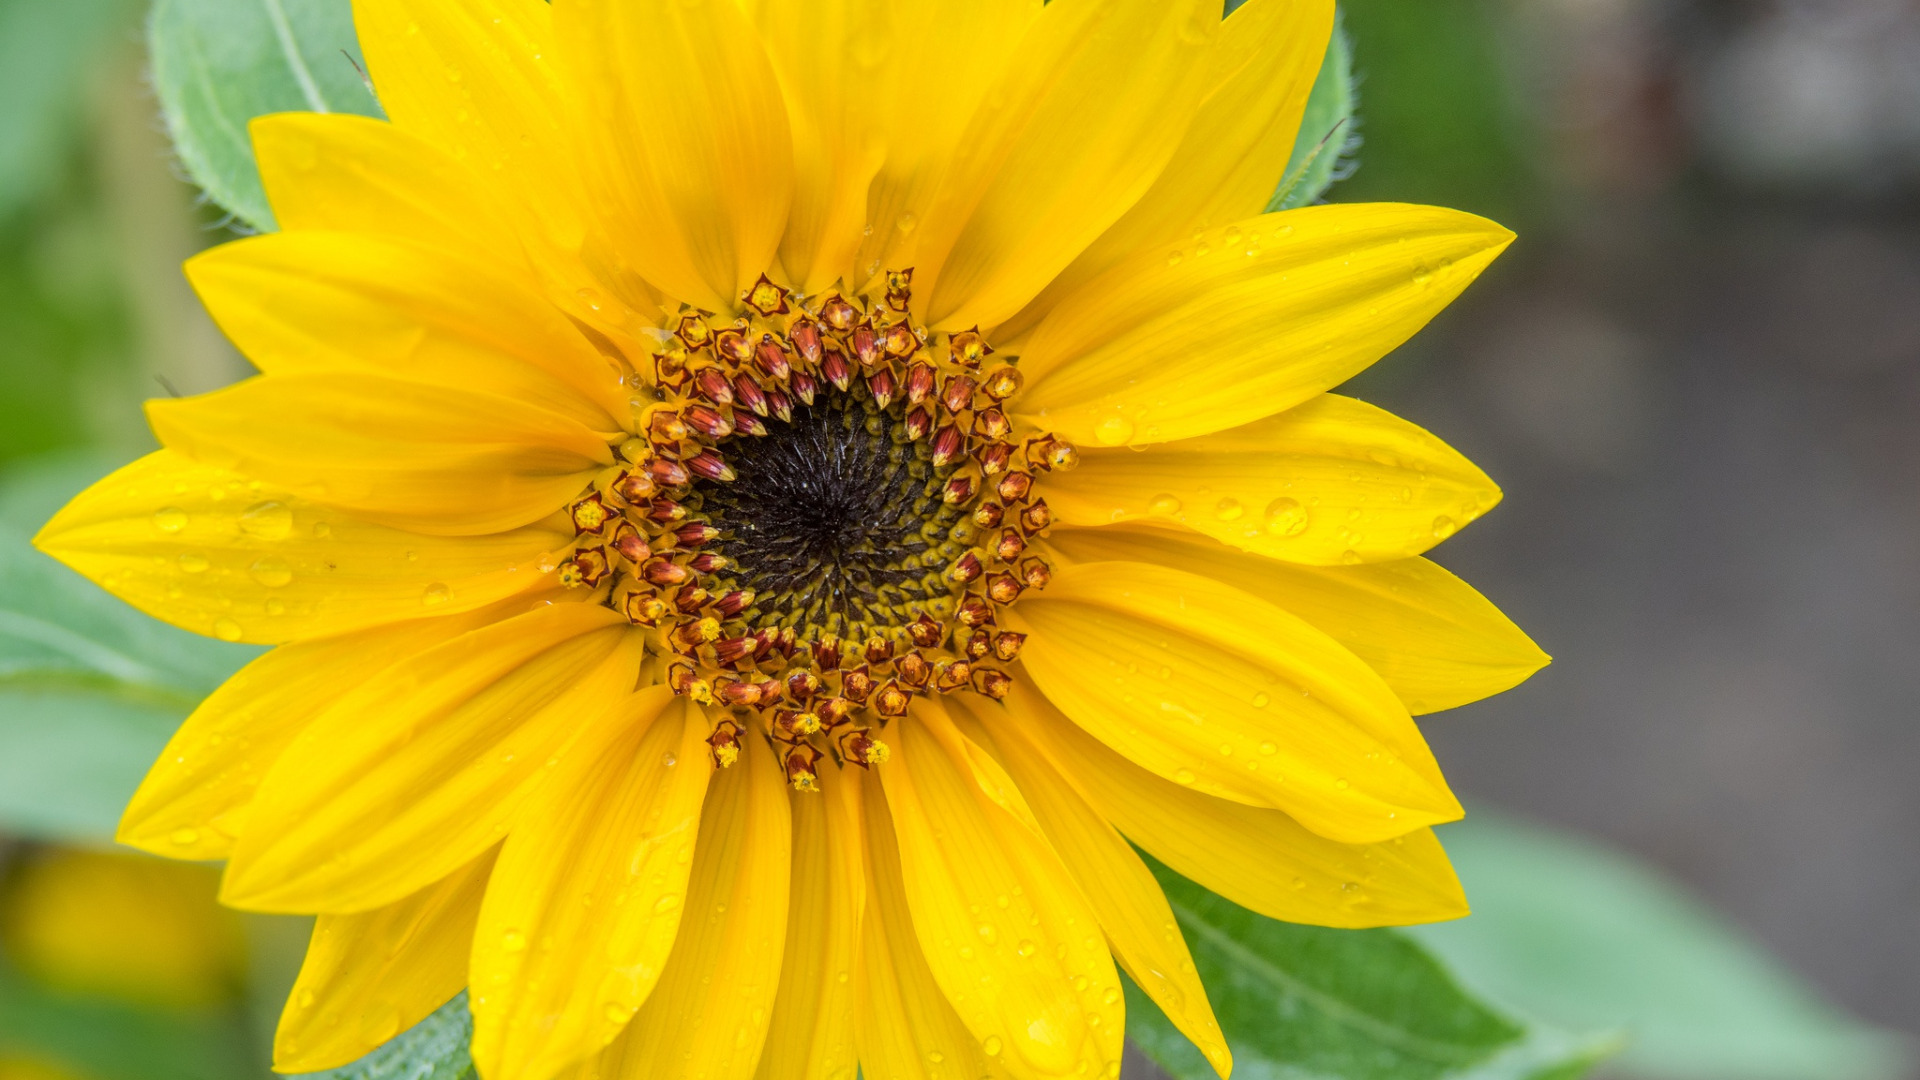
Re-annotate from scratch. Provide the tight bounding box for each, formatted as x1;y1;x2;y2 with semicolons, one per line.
857;769;1010;1080
850;0;1040;292
1009;561;1460;843
148;373;613;538
995;0;1334;343
35;451;566;645
949;699;1230;1079
880;699;1123;1080
753;770;865;1080
1045;394;1501;566
468;689;705;1080
577;732;791;1080
915;0;1219;331
1005;682;1468;927
350;0;587;272
276;849;498;1072
116;598;535;861
553;0;793;313
743;0;887;294
187;228;629;429
1042;526;1549;715
1015;204;1515;447
220;606;635;913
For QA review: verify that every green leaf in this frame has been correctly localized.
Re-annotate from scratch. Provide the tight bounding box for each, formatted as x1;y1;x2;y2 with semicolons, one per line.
1270;9;1357;212
0;0;137;220
0;959;255;1080
147;0;382;232
285;992;475;1080
0;454;262;842
1408;815;1909;1080
1127;853;1614;1080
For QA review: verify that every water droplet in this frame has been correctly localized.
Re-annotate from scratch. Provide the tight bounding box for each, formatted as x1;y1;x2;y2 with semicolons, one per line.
1147;493;1183;517
1413;266;1434;287
896;212;917;233
1431;515;1457;540
576;287;605;312
178;553;209;573
239;501;293;540
927;1052;945;1065
982;1037;1003;1057
1093;415;1134;446
1213;497;1243;521
604;1003;626;1024
213;618;243;642
1291;876;1307;890
1334;777;1350;790
1167;250;1184;267
265;598;286;616
1252;692;1270;708
1264;497;1309;537
423;582;451;606
662;752;678;768
653;894;680;913
977;923;997;945
249;557;293;588
170;827;199;846
1339;549;1363;565
153;507;187;533
1017;939;1036;957
297;989;315;1008
1174;768;1197;785
1103;987;1120;1005
501;929;527;952
312;521;332;539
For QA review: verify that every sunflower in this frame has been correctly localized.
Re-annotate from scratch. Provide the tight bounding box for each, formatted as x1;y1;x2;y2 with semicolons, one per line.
34;0;1545;1078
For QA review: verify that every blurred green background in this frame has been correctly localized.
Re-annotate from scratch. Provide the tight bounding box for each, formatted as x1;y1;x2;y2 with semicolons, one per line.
3;0;1919;1078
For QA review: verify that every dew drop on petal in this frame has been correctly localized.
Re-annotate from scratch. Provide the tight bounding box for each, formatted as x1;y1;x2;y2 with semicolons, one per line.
239;501;293;540
1017;939;1036;957
1213;497;1243;521
153;507;187;533
1174;768;1197;785
1334;777;1350;790
170;827;199;846
312;521;332;539
604;1003;626;1024
1147;493;1183;517
266;598;286;616
501;929;527;952
1264;497;1309;537
1103;987;1120;1005
423;582;451;606
178;553;209;573
1094;416;1134;446
1432;515;1457;540
1259;741;1278;756
1252;692;1270;708
982;1037;1003;1057
213;618;242;642
249;557;293;588
653;893;680;914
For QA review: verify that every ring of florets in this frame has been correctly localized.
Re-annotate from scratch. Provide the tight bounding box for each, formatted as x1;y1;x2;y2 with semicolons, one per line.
552;271;1078;790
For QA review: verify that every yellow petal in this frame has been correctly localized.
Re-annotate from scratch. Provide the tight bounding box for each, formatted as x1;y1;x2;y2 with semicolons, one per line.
351;0;585;260
1043;525;1548;715
147;373;611;538
856;768;1010;1080
1007;681;1467;928
742;0;889;293
187;230;628;428
584;732;791;1080
35;450;564;645
995;0;1334;342
1009;560;1460;843
116;596;547;861
916;0;1218;330
276;849;497;1072
850;0;1039;292
753;769;864;1080
1044;394;1500;566
1015;204;1514;447
949;698;1230;1079
468;689;709;1080
879;698;1122;1080
553;0;792;312
221;605;635;913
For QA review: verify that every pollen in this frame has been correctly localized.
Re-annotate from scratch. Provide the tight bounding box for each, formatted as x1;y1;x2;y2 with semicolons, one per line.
552;270;1076;789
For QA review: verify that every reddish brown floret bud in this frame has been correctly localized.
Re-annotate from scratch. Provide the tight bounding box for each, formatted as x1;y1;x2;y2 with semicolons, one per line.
623;591;668;626
956;593;995;628
986;572;1023;605
943;475;977;505
905;361;936;405
821;294;859;332
773;708;821;740
682;403;733;439
906;613;946;649
707;718;742;767
981;365;1022;401
733;410;768;437
896;651;931;688
785;744;823;791
715;673;761;704
863;634;895;665
973;407;1010;440
648;458;691;488
715;327;753;366
1020;556;1053;590
786;669;820;702
934;658;973;692
648;411;690;444
674;521;720;546
883;322;920;360
670;661;711;700
972;501;1005;529
905;406;932;441
687;551;730;574
977;441;1013;476
973;667;1012;700
992;631;1027;662
776;627;800;659
931;425;964;467
812;636;844;671
947;551;983;585
942;374;977;414
948;328;991;369
1019;500;1052;535
612;522;651;564
995;528;1027;562
839;728;889;767
686;449;735;482
767;389;794;423
614;468;657;505
754;334;791;379
711;589;753;617
816;696;852;728
821;346;852;390
571;546;609;585
671;585;712;614
964;629;992;661
647;497;687;523
874;680;912;717
852;322;881;367
694;367;733;405
789;317;823;363
643;558;689;586
790;370;819;406
996;471;1033;503
867;367;897;409
841;664;874;703
732;373;769;416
